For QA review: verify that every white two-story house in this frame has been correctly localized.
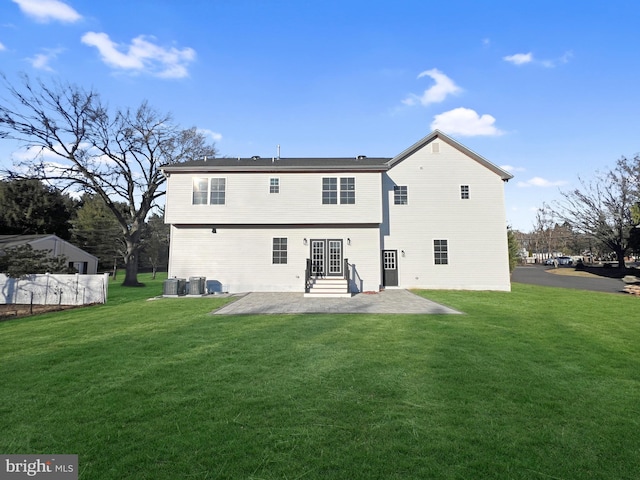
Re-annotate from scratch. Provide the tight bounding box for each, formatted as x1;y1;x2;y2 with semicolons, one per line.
162;130;513;295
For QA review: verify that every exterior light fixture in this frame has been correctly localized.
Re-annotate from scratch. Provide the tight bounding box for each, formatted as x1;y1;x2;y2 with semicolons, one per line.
401;250;405;257
303;238;308;245
347;238;351;245
211;228;217;234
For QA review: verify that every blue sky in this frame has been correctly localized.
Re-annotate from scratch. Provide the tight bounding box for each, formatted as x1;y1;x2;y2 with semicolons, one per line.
1;0;639;231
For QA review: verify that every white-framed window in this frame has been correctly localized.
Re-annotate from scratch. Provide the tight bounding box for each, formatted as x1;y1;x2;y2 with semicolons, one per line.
340;177;355;204
272;238;287;264
323;177;355;204
270;177;280;193
394;186;408;205
192;178;209;205
192;177;226;205
460;185;470;200
434;239;448;265
322;177;338;204
210;178;226;204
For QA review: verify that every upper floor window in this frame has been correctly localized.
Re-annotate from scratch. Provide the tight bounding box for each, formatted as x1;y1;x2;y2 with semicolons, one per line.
193;178;209;205
434;239;448;265
323;177;355;204
460;185;470;200
270;178;280;193
322;177;338;204
192;177;226;205
340;177;355;204
394;186;408;205
272;238;287;264
210;178;226;204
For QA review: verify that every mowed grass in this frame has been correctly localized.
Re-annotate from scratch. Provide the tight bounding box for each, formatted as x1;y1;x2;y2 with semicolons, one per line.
1;276;639;479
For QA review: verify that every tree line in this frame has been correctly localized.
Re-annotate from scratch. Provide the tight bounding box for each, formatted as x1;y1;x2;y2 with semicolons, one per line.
0;178;170;277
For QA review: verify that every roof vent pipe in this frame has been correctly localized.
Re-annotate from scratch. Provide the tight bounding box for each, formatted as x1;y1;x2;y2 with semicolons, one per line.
277;144;281;160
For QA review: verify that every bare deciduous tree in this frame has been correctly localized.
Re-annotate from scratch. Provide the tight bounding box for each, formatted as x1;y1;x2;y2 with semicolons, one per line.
550;158;639;269
0;74;216;285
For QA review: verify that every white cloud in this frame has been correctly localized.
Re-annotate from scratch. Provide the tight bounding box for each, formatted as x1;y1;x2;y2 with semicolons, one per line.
27;48;63;71
81;32;196;78
516;176;568;188
11;145;61;161
504;50;572;68
0;42;6;51
500;165;526;173
198;129;223;142
402;68;462;106
503;52;533;65
430;107;504;137
12;0;81;23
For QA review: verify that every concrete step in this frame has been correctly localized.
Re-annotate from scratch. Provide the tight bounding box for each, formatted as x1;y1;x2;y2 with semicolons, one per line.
306;278;351;297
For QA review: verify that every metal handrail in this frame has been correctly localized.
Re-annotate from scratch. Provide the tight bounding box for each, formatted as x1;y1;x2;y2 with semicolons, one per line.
344;258;350;294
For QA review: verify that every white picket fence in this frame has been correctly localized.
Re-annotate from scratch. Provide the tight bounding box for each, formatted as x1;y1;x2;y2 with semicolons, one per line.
0;273;110;306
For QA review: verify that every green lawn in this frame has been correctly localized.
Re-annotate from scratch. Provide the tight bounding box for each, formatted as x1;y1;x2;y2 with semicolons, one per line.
1;276;639;479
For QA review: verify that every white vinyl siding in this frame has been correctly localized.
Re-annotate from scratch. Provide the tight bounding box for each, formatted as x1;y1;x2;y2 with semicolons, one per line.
165;172;381;225
382;138;510;291
167;225;381;293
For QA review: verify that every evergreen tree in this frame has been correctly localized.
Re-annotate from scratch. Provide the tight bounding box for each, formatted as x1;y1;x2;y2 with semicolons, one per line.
0;178;76;238
71;195;125;271
140;212;170;278
0;244;72;277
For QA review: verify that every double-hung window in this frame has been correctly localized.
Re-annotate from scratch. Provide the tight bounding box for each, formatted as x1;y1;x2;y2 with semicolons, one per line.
460;185;470;200
192;177;226;205
210;178;226;204
340;177;355;204
434;239;448;265
323;177;355;204
394;186;408;205
272;238;287;264
322;178;338;204
270;178;280;193
193;178;209;205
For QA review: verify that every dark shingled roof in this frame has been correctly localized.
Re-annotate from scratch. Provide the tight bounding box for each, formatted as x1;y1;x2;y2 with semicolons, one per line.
162;156;392;173
160;131;513;180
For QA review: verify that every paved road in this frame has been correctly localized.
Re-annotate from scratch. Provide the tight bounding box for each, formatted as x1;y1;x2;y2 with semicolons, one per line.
511;265;626;294
212;289;462;315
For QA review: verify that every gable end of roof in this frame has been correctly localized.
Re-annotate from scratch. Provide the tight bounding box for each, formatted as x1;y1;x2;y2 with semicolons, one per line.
387;130;514;181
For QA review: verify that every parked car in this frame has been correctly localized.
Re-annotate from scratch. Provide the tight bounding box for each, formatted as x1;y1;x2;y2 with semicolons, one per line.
557;256;573;265
544;258;555;265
